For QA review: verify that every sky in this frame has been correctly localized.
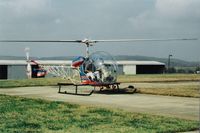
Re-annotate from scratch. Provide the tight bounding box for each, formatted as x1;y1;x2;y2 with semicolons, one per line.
0;0;199;61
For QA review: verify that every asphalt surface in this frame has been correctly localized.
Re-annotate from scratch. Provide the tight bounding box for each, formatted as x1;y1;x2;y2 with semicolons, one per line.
0;85;199;121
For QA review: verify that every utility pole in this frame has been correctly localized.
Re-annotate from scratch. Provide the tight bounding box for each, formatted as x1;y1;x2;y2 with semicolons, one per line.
168;54;173;73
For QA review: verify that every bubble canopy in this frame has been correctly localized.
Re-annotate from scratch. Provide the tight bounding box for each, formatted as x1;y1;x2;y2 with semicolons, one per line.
84;51;118;83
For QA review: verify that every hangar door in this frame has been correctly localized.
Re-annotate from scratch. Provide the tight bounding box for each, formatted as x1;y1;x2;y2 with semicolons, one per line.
0;65;8;79
136;65;165;74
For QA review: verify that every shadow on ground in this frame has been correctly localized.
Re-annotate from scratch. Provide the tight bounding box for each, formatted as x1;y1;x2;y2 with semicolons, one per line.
94;87;137;95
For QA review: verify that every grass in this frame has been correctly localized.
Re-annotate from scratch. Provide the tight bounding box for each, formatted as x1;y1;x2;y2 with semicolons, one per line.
133;82;200;98
137;86;200;98
117;74;200;97
0;78;68;88
0;94;199;133
117;74;200;83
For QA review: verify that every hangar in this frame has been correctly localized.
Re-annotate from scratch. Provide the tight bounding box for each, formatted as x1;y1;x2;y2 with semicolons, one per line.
0;60;27;79
0;60;165;79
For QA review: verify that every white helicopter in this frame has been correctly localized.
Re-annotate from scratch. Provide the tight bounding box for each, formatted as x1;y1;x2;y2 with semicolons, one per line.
0;38;197;95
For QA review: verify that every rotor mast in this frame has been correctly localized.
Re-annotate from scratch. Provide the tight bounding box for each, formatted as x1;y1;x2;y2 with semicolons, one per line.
81;39;95;58
86;43;90;58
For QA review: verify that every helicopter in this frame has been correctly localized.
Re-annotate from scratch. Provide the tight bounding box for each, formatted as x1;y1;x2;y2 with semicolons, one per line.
0;38;197;95
24;47;47;79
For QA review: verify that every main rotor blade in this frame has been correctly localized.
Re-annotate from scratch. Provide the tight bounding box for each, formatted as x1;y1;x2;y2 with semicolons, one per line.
94;38;198;43
0;38;197;44
0;40;82;43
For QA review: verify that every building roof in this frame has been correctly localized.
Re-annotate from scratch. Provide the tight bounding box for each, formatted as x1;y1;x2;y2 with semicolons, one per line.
0;60;165;65
117;61;165;65
0;60;72;65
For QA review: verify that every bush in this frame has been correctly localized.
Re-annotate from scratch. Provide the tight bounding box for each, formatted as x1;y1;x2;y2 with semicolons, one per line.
168;67;176;73
177;69;186;73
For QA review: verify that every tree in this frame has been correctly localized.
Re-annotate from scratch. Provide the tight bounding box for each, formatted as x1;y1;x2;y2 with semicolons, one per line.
195;66;200;71
168;67;176;73
195;66;200;73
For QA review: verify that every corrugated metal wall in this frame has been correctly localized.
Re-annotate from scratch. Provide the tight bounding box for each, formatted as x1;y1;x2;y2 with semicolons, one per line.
7;65;27;79
123;65;136;75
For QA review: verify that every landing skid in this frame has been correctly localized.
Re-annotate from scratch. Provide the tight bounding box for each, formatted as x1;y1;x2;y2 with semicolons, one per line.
57;83;95;96
59;90;94;96
57;82;135;96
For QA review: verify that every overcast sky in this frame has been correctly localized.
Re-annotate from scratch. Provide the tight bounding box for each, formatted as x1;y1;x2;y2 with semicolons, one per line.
0;0;199;61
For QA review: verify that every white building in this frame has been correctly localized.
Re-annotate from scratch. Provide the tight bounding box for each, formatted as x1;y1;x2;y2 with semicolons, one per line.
0;60;165;79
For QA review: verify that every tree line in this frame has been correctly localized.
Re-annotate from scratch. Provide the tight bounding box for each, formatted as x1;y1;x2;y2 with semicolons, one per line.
167;66;200;74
